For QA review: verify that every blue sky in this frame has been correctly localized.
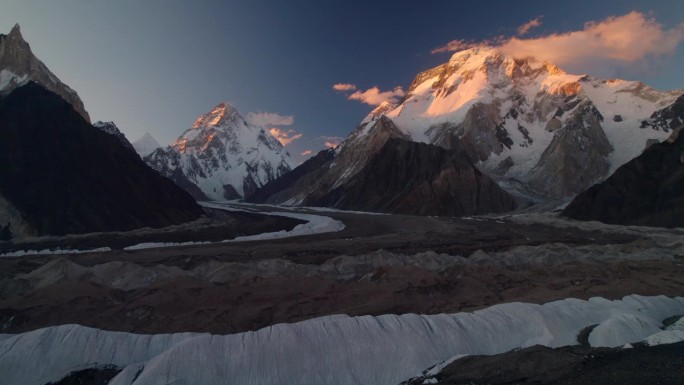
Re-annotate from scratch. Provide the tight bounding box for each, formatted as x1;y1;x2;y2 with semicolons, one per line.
2;1;684;161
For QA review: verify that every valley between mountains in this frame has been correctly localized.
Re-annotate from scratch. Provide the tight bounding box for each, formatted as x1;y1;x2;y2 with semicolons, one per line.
1;15;683;385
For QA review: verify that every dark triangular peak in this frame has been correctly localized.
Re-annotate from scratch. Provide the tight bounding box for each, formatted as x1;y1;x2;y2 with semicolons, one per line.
312;138;518;216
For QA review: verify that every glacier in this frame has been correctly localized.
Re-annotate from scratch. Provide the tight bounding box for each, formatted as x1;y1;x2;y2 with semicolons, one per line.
1;295;682;385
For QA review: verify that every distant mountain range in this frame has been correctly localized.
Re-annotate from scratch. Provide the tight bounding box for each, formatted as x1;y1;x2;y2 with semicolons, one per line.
252;46;683;215
2;22;682;224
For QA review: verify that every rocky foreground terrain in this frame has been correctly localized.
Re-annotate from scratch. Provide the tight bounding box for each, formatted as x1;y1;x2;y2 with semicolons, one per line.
1;203;683;384
1;203;682;335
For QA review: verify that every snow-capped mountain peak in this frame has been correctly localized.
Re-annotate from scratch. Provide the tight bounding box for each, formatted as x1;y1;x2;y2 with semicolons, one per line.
359;46;684;200
192;102;241;129
145;102;295;200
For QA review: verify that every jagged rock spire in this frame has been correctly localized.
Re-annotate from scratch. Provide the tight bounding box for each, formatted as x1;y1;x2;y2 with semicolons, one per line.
9;23;22;39
0;23;90;122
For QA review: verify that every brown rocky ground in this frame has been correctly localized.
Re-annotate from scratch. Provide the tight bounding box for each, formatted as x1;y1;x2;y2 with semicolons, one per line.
404;341;684;385
0;204;682;335
1;258;682;335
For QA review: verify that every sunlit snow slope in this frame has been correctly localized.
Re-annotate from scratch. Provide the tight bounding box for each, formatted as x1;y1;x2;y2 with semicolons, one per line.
350;47;683;199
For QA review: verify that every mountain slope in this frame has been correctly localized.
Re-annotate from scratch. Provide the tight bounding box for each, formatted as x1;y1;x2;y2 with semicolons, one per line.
365;47;682;199
145;102;294;200
254;47;682;214
248;148;336;204
313;138;518;215
249;116;412;206
0;83;203;238
0;24;90;121
93;121;136;153
562;95;684;227
250;117;517;215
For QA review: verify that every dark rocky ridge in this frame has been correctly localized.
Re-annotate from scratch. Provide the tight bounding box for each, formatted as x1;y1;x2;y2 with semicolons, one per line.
563;95;684;227
251;116;518;216
0;82;203;237
313;138;518;216
92;121;136;154
528;100;612;198
248;148;336;204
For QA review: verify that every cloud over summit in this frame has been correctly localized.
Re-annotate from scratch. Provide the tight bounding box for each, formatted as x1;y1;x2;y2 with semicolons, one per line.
433;12;684;77
333;84;405;106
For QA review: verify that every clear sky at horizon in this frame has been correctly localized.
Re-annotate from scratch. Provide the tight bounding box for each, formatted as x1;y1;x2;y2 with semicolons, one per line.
2;0;684;162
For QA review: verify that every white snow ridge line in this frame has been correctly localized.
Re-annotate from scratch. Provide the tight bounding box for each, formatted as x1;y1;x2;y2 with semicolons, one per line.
0;247;111;257
1;295;682;385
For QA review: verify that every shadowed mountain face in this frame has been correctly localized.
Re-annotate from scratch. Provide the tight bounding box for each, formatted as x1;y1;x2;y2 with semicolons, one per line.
0;83;203;238
251;135;518;216
313;139;518;216
248;148;336;204
563;96;684;227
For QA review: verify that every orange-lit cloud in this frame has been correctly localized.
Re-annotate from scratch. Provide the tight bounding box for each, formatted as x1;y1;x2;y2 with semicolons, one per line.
334;83;405;106
322;136;343;148
517;16;543;36
431;39;480;54
269;128;303;146
499;12;684;66
246;112;294;127
300;150;313;156
347;86;405;106
332;83;357;91
432;12;684;77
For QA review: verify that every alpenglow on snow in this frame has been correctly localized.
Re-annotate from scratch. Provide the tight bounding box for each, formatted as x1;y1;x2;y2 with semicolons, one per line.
250;46;684;210
342;47;683;200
